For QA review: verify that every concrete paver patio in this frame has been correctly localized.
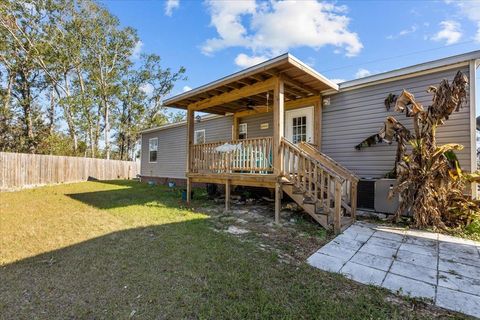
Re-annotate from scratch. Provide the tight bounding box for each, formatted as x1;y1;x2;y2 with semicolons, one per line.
307;222;480;318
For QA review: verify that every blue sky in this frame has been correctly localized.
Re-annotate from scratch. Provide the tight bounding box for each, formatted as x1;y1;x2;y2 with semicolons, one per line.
102;0;480;115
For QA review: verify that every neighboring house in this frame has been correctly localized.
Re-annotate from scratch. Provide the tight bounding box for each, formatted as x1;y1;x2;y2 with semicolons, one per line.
140;51;479;233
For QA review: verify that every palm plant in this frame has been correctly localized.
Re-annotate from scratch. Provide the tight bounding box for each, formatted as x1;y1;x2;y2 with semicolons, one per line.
356;71;479;229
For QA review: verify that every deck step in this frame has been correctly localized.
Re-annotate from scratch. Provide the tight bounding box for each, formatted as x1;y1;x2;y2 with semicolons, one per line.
303;196;316;204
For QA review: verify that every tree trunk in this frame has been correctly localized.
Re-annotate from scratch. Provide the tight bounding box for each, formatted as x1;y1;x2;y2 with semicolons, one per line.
48;87;55;136
62;73;78;154
103;97;110;159
19;70;35;153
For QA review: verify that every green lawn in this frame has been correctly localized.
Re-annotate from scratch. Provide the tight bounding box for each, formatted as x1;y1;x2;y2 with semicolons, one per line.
0;181;465;319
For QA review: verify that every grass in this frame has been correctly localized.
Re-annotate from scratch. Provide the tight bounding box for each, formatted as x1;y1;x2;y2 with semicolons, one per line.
0;180;466;319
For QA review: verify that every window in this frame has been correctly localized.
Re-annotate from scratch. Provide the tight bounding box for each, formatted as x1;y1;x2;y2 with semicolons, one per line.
149;138;158;162
292;116;307;144
194;130;205;144
239;123;247;140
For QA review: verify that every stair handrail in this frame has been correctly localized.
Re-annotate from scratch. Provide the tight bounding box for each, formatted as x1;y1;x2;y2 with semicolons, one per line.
280;138;345;183
298;141;360;183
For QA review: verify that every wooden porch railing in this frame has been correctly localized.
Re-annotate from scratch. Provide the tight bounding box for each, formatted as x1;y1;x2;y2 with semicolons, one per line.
190;137;273;174
280;138;358;232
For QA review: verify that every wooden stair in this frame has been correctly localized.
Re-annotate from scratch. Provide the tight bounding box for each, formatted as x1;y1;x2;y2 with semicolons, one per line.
280;139;359;233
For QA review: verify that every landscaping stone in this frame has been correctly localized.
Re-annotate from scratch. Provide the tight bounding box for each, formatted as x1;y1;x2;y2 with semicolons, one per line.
396;249;438;269
226;226;249;235
350;251;393;271
382;273;436;300
436;287;480;318
340;261;386;285
307;253;345;273
307;221;480;318
390;260;437;285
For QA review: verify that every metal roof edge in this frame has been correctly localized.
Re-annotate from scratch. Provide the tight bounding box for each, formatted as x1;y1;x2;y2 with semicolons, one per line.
338;50;480;90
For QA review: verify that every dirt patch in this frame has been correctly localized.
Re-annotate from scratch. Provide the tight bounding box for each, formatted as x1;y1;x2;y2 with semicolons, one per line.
198;200;332;264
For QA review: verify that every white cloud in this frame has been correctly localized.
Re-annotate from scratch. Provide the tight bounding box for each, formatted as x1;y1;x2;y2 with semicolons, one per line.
448;0;480;43
431;20;462;45
234;53;269;68
202;0;363;61
330;78;345;84
387;25;417;40
140;83;154;95
355;68;371;79
131;40;143;60
165;0;180;16
182;85;192;92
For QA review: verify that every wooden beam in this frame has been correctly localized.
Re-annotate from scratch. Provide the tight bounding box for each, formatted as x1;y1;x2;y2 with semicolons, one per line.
186;109;194;205
283;74;319;96
350;181;358;221
225;179;231;212
334;179;342;234
273;76;284;176
188;77;276;112
275;182;282;224
285;95;320;109
314;97;322;150
232;116;239;139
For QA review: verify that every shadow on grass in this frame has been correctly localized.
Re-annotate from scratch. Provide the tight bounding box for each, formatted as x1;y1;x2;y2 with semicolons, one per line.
66;180;207;210
0;217;420;320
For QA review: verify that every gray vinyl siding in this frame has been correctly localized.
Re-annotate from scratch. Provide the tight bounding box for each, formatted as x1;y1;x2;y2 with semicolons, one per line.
322;67;472;178
140;115;233;179
239;112;273;138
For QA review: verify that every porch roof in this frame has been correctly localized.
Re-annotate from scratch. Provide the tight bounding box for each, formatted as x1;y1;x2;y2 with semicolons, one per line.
163;53;339;115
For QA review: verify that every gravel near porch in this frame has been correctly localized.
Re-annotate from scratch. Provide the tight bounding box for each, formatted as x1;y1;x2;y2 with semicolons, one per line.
307;221;480;318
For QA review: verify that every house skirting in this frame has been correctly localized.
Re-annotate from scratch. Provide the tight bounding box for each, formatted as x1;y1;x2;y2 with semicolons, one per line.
139;176;206;188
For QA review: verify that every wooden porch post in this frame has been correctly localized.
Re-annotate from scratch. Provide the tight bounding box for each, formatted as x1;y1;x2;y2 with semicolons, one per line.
273;76;285;224
314;96;322;151
334;179;342;234
232;116;239;140
225;179;231;212
186;108;194;205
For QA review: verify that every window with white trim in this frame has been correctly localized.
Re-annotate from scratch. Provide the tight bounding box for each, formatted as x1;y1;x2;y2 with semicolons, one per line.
239;123;247;140
194;129;205;144
149;138;158;162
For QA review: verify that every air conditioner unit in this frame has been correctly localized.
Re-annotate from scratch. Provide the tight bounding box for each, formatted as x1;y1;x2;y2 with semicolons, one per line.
374;179;400;214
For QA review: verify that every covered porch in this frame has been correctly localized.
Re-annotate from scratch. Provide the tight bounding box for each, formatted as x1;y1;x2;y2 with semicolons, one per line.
163;53;358;232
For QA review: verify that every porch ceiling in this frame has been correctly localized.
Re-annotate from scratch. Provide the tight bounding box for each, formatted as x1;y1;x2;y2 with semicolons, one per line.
163;53;339;115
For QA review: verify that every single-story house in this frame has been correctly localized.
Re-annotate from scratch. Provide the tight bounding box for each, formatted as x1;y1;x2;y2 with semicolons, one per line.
140;51;479;233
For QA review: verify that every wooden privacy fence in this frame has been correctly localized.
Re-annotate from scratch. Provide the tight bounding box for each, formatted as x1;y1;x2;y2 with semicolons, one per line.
0;152;139;191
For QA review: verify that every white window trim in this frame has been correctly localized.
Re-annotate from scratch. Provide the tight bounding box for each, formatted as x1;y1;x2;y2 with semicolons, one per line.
194;129;206;144
148;137;158;163
239;123;247;139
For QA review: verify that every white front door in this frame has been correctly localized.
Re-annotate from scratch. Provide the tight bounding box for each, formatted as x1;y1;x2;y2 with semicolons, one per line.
285;106;314;144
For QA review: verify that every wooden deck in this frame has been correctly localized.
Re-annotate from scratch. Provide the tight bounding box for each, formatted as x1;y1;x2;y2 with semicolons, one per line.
187;136;359;233
164;65;357;232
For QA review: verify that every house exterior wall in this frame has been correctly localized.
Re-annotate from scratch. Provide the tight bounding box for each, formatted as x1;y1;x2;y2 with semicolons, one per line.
140;115;233;179
322;66;472;178
239;112;274;138
141;65;474;181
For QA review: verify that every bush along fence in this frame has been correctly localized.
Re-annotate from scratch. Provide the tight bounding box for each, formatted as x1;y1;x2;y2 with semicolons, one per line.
0;152;139;191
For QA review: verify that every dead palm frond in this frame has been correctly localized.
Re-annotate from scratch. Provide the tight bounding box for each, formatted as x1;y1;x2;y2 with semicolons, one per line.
356;71;479;229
